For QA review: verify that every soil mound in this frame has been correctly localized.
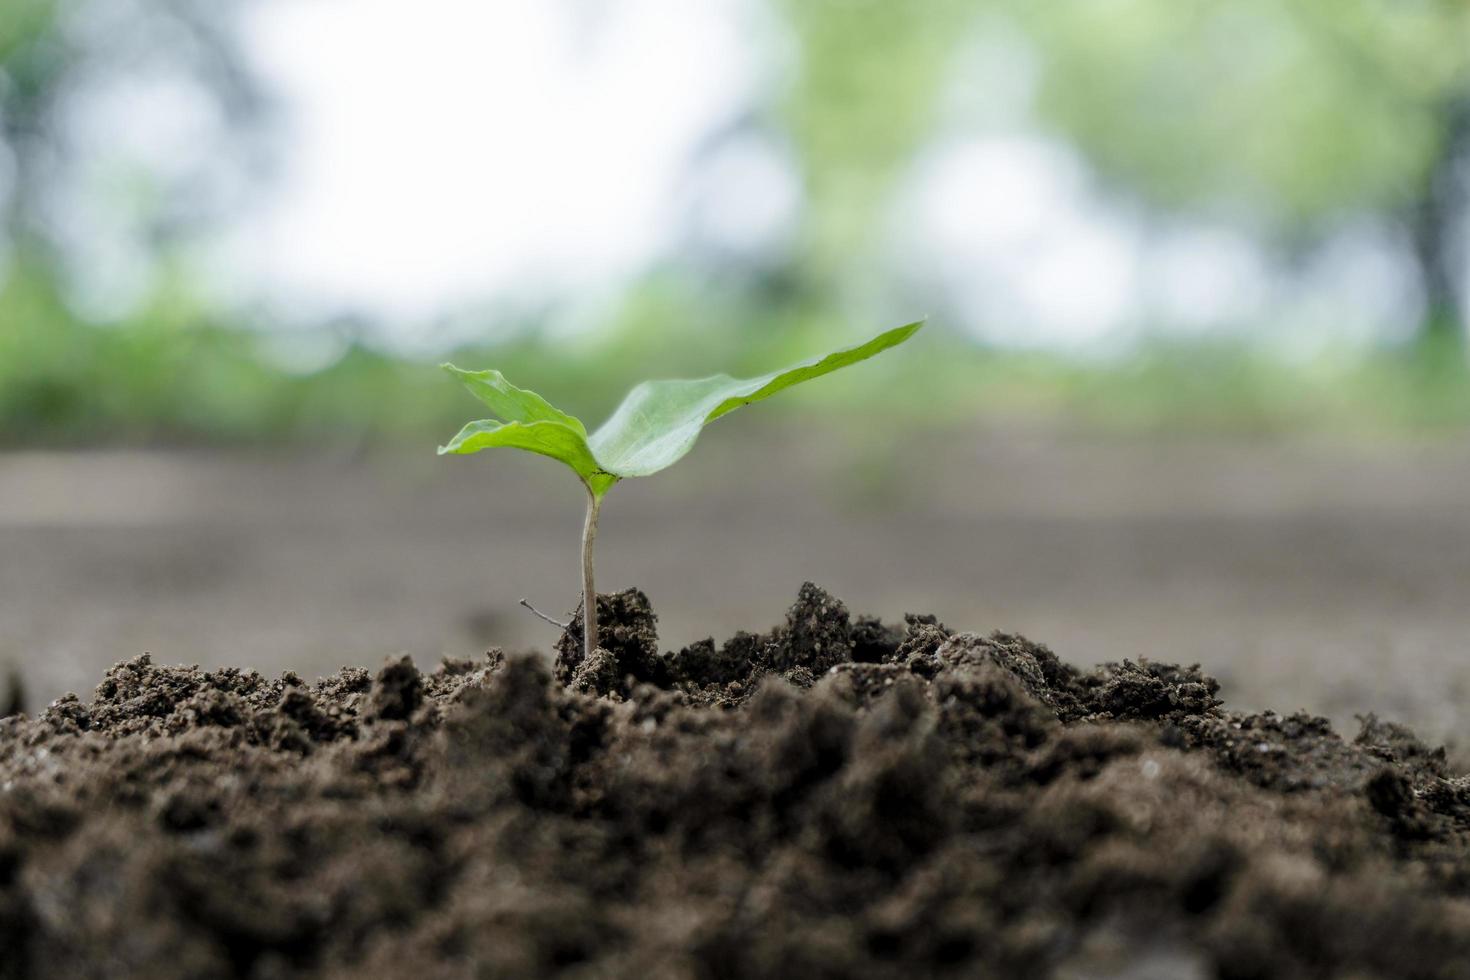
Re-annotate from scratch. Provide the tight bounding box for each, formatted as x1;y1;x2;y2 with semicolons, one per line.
2;583;1468;978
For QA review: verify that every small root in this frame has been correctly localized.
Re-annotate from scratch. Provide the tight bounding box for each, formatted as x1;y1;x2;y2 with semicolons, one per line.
519;599;570;631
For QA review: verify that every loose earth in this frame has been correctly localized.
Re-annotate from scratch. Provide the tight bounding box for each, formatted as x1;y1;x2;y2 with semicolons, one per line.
2;583;1467;978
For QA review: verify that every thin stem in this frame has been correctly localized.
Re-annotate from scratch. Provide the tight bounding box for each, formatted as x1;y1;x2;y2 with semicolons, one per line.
518;599;568;630
581;486;601;660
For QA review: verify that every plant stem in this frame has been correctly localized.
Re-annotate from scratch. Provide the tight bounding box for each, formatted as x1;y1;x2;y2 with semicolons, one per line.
581;485;601;660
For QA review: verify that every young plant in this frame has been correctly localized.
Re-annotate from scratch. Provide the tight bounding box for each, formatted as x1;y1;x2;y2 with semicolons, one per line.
439;321;923;661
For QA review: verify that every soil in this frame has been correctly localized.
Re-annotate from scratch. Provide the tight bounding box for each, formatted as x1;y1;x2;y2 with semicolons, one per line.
3;584;1470;979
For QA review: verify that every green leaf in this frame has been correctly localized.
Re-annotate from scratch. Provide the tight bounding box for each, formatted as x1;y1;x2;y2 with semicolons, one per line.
440;321;922;497
440;365;587;435
587;321;923;478
437;416;616;494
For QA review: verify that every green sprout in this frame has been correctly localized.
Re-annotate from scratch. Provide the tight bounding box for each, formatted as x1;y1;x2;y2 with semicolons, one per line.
439;321;923;660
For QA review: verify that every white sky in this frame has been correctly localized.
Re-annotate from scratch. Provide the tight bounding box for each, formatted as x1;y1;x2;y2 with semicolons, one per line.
226;0;756;332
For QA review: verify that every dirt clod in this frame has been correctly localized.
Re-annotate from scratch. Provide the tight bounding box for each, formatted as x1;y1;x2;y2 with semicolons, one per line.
364;656;423;723
773;581;853;674
555;588;663;694
2;584;1468;978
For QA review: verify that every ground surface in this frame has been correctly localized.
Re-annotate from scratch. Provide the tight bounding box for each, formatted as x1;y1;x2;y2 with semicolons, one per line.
2;428;1469;752
3;584;1470;978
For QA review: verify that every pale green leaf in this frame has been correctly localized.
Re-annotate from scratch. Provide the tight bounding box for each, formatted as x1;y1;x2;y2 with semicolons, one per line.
587;321;922;478
441;365;588;436
439;321;922;497
437;418;612;492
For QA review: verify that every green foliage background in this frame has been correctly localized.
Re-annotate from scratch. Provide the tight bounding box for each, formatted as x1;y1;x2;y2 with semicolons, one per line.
3;0;1470;446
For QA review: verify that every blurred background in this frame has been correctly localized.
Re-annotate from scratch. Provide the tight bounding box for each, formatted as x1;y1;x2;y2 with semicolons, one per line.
3;0;1469;751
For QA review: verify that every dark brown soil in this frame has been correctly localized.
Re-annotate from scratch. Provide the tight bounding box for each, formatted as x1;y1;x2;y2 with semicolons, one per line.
3;584;1469;978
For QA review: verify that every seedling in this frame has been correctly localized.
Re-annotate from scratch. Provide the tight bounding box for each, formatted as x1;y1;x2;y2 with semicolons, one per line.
439;321;923;661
